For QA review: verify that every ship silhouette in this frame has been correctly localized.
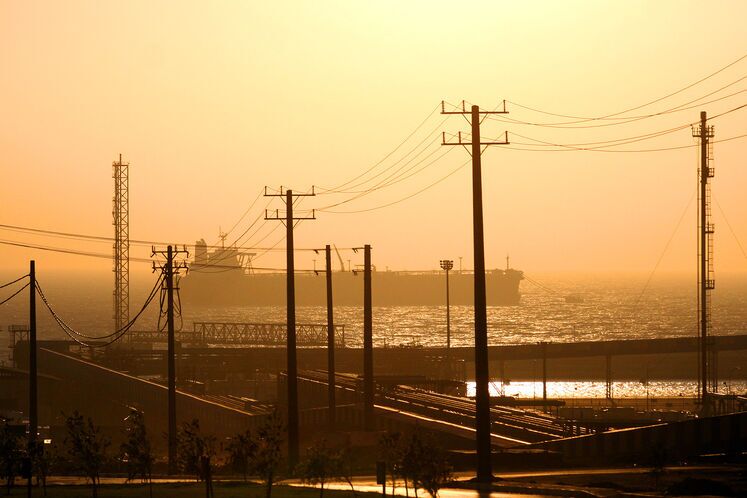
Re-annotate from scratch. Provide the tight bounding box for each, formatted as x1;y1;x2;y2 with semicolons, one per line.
179;239;523;306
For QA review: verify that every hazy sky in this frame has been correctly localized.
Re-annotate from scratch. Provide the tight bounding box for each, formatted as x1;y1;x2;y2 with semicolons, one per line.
1;0;746;279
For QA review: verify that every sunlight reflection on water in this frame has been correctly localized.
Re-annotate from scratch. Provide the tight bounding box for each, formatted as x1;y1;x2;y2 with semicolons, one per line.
1;273;746;399
466;380;747;399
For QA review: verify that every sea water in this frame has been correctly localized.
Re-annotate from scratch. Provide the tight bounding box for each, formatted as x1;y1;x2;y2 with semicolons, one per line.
2;271;746;398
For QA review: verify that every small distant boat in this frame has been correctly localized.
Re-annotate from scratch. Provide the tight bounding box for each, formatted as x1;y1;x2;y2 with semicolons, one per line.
564;294;584;303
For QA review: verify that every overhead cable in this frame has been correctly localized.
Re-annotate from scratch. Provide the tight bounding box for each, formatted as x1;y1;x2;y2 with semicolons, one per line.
0;282;29;306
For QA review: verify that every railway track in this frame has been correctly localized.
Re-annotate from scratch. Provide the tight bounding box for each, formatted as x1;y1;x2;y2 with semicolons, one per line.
298;370;566;444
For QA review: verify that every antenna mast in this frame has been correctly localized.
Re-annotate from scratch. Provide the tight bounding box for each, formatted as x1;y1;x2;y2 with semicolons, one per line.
112;154;130;335
693;112;715;407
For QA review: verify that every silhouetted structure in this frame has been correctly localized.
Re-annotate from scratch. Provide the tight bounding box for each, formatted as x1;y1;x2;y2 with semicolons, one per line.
180;255;522;306
440;259;453;349
28;261;37;451
325;245;336;429
363;244;374;430
264;187;316;469
442;100;509;483
112;154;130;334
152;245;188;474
693;111;715;405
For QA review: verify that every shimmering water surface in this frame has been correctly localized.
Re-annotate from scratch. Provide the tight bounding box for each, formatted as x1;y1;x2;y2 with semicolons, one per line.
2;272;746;398
466;380;747;399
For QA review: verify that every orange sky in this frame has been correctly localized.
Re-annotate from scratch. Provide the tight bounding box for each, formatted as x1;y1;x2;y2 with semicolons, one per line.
1;0;746;279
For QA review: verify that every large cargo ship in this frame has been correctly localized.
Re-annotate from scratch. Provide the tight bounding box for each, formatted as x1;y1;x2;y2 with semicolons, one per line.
179;240;523;306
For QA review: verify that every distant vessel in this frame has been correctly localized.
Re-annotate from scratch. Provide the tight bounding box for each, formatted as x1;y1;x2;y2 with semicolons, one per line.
564;294;584;304
179;240;523;306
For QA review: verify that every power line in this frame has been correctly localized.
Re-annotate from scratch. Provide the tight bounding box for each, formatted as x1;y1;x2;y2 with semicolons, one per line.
708;102;747;121
218;189;264;242
318;117;450;197
0;221;282;253
0;274;28;289
0;224;177;247
503;131;747;153
0;282;29;306
505;52;747;123
0;238;152;262
714;197;747;262
35;274;164;341
509;122;692;150
318;102;442;193
226;197;276;246
522;275;561;296
320;158;470;214
497;103;745;151
319;134;443;195
315;145;455;211
497;78;747;129
632;188;696;308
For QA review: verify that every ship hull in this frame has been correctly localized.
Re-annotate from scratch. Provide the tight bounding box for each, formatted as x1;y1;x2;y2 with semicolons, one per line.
180;270;522;306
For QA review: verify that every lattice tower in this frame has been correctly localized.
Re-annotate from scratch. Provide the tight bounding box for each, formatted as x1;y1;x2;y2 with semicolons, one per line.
113;154;129;334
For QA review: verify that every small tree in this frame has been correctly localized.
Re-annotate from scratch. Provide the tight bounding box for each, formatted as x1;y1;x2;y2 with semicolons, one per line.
297;439;339;498
0;422;21;495
226;429;256;481
63;411;110;498
176;419;216;482
252;411;284;498
334;438;358;497
30;439;51;496
378;431;404;495
398;432;452;498
120;410;154;497
416;438;451;498
400;433;426;498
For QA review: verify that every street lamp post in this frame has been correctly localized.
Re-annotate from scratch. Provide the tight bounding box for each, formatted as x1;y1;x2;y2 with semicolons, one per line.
440;260;454;350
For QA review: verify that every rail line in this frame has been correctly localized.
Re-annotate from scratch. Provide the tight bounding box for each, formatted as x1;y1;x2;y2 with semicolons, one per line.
298;370;569;444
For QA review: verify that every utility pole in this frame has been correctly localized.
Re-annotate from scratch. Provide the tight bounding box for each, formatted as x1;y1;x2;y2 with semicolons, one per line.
692;111;715;409
152;245;189;475
265;187;315;469
442;100;509;483
28;260;37;456
440;260;453;350
315;245;337;429
540;341;548;413
325;245;336;429
363;244;374;430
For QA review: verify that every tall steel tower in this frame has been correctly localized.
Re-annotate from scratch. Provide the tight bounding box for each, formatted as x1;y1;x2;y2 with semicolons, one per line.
693;112;715;402
113;154;130;334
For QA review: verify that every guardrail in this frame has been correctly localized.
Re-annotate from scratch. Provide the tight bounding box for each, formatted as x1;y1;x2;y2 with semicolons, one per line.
129;322;345;347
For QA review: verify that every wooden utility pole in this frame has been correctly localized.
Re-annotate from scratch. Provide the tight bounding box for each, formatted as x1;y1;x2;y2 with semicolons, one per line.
152;245;188;474
166;246;176;473
325;245;336;429
265;187;315;469
541;341;548;412
442;100;509;483
363;244;374;430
